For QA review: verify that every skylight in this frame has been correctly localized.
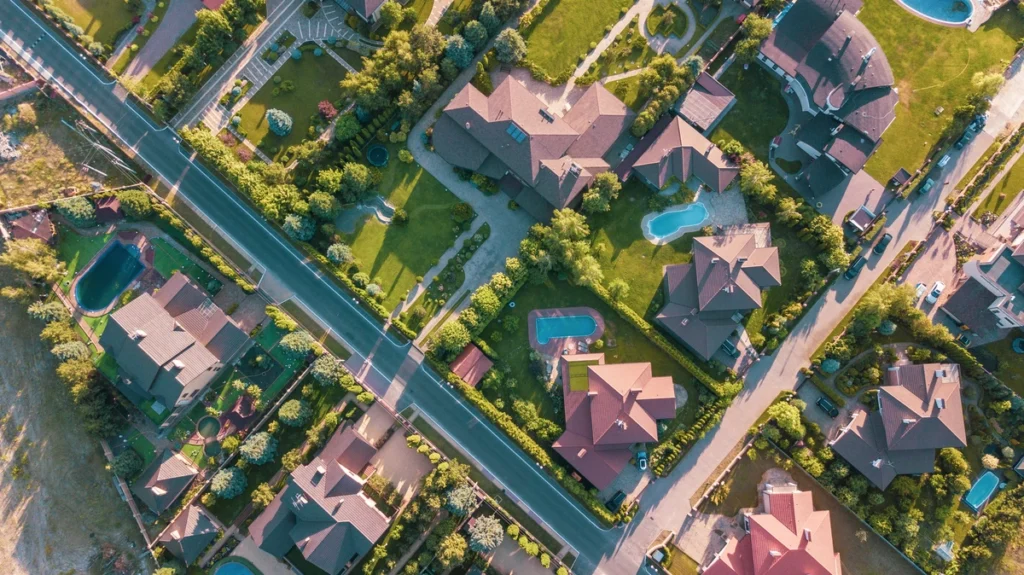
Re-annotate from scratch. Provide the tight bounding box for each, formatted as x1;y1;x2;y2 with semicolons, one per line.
506;123;527;143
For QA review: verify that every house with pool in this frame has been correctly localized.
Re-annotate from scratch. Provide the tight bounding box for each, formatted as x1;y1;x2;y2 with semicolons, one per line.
655;225;781;361
99;272;248;426
829;363;967;490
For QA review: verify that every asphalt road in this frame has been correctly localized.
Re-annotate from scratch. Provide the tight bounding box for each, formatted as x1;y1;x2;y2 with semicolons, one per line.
0;2;620;571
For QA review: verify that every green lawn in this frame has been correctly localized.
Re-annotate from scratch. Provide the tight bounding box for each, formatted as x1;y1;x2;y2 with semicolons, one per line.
51;0;137;46
402;0;434;27
111;0;172;76
646;4;687;37
860;0;1024;181
605;75;646;112
126;428;157;467
974;328;1024;398
522;0;633;82
237;49;348;161
151;238;223;294
957;137;1002;191
486;275;699;432
140;21;200;92
696;16;739;63
974;152;1024;218
341;145;463;311
141;399;171;425
56;224;114;293
710;64;788;160
82;313;110;339
664;545;699;575
582;18;658;81
672;0;718;57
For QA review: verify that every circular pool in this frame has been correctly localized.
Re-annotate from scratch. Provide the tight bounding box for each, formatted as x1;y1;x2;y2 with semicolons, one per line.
197;416;221;438
366;144;389;167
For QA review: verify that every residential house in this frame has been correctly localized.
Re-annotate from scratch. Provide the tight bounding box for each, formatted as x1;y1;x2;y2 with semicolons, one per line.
758;0;897;196
334;0;386;22
99;273;247;421
553;353;676;490
619;114;739;193
679;72;736;135
655;225;781;360
703;482;841;575
132;449;199;515
433;76;634;220
830;363;967;489
449;343;494;388
249;426;390;575
942;243;1024;333
9;209;55;244
158;505;219;565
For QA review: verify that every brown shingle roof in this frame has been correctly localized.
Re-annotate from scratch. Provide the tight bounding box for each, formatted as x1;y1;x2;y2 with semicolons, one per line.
629;116;739;192
132;449;198;514
680;72;736;132
159;505;218;565
760;0;864;77
823;127;881;173
9;210;55;243
449;344;494;388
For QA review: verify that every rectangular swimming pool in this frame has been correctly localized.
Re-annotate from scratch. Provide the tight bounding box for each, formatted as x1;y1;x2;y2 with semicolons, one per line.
963;470;999;512
535;315;598;345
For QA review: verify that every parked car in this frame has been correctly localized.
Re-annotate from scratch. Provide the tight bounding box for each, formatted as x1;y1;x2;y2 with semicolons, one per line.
955;130;975;149
844;256;867;279
606;491;626;512
816;396;840;418
915;282;927;299
938;154;951;168
925;281;946;304
957;333;972;347
636;450;648;471
918;178;936;195
873;233;893;255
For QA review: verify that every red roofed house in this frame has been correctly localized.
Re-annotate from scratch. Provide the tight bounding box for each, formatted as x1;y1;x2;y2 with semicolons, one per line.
703;482;841;575
9;210;56;244
624;115;739;193
449;343;493;388
553;353;675;490
830;363;967;489
202;0;226;9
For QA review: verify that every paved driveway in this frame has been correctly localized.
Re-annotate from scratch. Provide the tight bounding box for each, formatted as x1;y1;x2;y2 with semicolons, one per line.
124;0;204;79
899;231;958;319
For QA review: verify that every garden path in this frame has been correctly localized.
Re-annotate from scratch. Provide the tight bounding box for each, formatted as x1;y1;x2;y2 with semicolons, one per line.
121;0;203;79
639;0;697;56
395;217;486;317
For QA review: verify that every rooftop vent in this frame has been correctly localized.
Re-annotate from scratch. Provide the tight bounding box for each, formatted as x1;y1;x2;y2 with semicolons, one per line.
902;418;917;425
577;448;588;458
804;528;812;542
615;419;628;430
936;369;946;378
705;144;714;157
540;108;556;123
769;550;782;558
863;46;877;63
569;162;582;176
680;318;689;326
711;257;720;264
134;329;147;339
152;486;167;496
172;359;185;370
871;459;883;469
935;398;946;409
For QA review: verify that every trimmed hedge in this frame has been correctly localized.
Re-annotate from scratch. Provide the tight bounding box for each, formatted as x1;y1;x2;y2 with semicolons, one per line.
650;399;727;476
953;124;1024;214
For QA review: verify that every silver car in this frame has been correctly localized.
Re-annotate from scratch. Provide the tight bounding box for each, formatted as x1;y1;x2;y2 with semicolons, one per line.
925;281;945;304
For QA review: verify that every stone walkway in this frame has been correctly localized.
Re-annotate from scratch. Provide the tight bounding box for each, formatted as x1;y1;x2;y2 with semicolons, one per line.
426;0;456;25
121;0;204;79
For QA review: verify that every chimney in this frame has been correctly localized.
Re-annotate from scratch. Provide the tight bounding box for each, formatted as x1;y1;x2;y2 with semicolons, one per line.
629;387;642;397
312;465;326;485
170;530;181;540
172;359;185;370
587;390;599;397
577;448;588;458
863;46;876;63
935;398;946;409
804;528;812;542
705;144;714;157
935;369;946;378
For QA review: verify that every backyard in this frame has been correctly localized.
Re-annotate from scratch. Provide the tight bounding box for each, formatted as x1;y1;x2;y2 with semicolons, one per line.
710;64;788;162
151;237;223;294
974;152;1024;218
340;144;463;311
55;224;114;293
859;0;1024;181
974;328;1024;398
646;4;688;38
49;0;136;45
521;0;633;82
236;47;348;160
581;18;658;81
605;74;646;111
671;0;723;57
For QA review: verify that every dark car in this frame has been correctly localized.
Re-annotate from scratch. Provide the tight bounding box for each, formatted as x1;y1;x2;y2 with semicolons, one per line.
844;256;866;279
873;233;893;255
606;490;626;512
957;333;972;347
918;178;935;195
816;397;840;418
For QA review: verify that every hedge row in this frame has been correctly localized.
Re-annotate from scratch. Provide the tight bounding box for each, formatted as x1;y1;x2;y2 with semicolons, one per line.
953;124;1024;214
426;355;621;526
650;399;727;476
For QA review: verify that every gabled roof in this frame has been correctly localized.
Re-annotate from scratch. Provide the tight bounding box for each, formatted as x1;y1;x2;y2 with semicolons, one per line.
159;505;218;565
830;408;936;489
880;364;967;451
9;210;55;243
553;353;674;489
760;0;864;77
449;343;494;388
680;72;736;132
802;155;849;196
705;485;840;575
823;127;881;173
132;449;198;514
630;116;739;192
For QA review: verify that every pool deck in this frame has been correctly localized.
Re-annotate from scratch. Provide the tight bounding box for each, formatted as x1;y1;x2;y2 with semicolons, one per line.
528;307;606;358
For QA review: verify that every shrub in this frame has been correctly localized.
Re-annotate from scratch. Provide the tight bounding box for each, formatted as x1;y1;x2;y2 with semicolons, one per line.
821;358;841;374
398;148;414;163
468;515;503;552
239;431;278;465
278;399;312;427
506;524;520;538
278;331;316;361
56;196;96;227
982;454;1000;470
283;213;315;241
266;108;293;136
116;189;153;218
252;483;275;509
265;305;298;331
312;355;345;386
327;242;355;265
111;449;143;479
210;467;247;499
447;483;477;515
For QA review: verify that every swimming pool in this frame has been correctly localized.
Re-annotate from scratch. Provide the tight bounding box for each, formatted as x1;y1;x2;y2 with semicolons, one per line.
535;315;598;344
75;242;144;312
214;560;257;575
644;203;709;243
963;470;999;512
897;0;973;24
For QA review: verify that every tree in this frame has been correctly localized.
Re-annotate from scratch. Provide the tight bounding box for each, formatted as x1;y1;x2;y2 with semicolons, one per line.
252;482;275;510
334;112;361;143
57;358;96;393
222;435;240;453
111;449;143;479
56;196;96;227
340;162;373;202
41;321;77;345
434;321;470;358
582;172;621;213
437;532;468;568
445;34;475;69
318;99;338;121
378;0;404;29
282;448;304;471
52;341;90;361
28;301;70;323
312;354;345;386
494;29;527;63
308;191;341;220
116;189;152;218
766;402;805;439
446;483;477;515
210;467;247;499
0;239;66;284
283;213;315;241
468;515;503;552
266;108;293;136
739;160;776;205
982;454;1000;470
15;102;37;128
316;168;344;195
480;1;501;33
742;13;773;42
279;399;312;427
193;8;232;56
471;286;502;321
279;331;316;361
971;71;1005;99
463;20;489;50
327;242;355;265
240;431;278;465
607;278;630;302
775;196;802;226
532;209;604;287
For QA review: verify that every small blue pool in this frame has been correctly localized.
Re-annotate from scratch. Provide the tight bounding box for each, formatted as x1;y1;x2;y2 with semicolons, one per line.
75;242;144;312
646;203;709;241
214;561;256;575
964;470;999;512
897;0;973;24
535;315;598;344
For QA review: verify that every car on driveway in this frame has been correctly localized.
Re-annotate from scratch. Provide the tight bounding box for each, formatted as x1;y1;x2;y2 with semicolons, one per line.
606;491;626;512
873;233;892;255
925;281;946;304
915;282;927;299
816;397;839;418
636;450;648;471
844;256;866;279
957;333;972;347
918;178;935;195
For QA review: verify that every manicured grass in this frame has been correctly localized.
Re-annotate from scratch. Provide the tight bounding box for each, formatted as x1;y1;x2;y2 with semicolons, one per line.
957;137;1002;191
140;21;199;92
237;49;348;161
94;350;119;381
50;0;136;46
140;399;171;425
664;545;699;575
111;0;171;76
974;328;1024;398
710;64;788;161
126;428;157;467
776;158;802;174
974;152;1024;218
672;0;717;57
584;18;658;80
82;313;110;339
522;0;633;81
486;274;699;430
697;16;739;62
605;75;646;112
860;0;1024;181
402;0;435;27
646;4;688;37
55;224;114;293
341;144;463;311
151;238;222;294
326;45;366;71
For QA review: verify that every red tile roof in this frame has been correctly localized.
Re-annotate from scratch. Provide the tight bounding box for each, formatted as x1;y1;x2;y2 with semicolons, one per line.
450;344;494;388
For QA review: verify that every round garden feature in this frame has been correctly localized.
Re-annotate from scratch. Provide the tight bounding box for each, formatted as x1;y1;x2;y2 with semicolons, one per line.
197;416;221;439
204;441;223;457
366;144;389;167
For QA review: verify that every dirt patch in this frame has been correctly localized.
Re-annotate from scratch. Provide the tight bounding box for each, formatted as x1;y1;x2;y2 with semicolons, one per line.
0;267;143;574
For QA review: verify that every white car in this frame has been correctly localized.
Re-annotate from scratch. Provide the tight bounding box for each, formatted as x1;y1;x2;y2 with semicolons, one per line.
915;282;927;299
925;281;946;304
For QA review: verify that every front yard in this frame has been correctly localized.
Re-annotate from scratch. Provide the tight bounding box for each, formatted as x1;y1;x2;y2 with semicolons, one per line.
580;18;658;81
859;0;1024;181
522;0;633;82
236;47;348;161
49;0;136;45
974;152;1024;219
